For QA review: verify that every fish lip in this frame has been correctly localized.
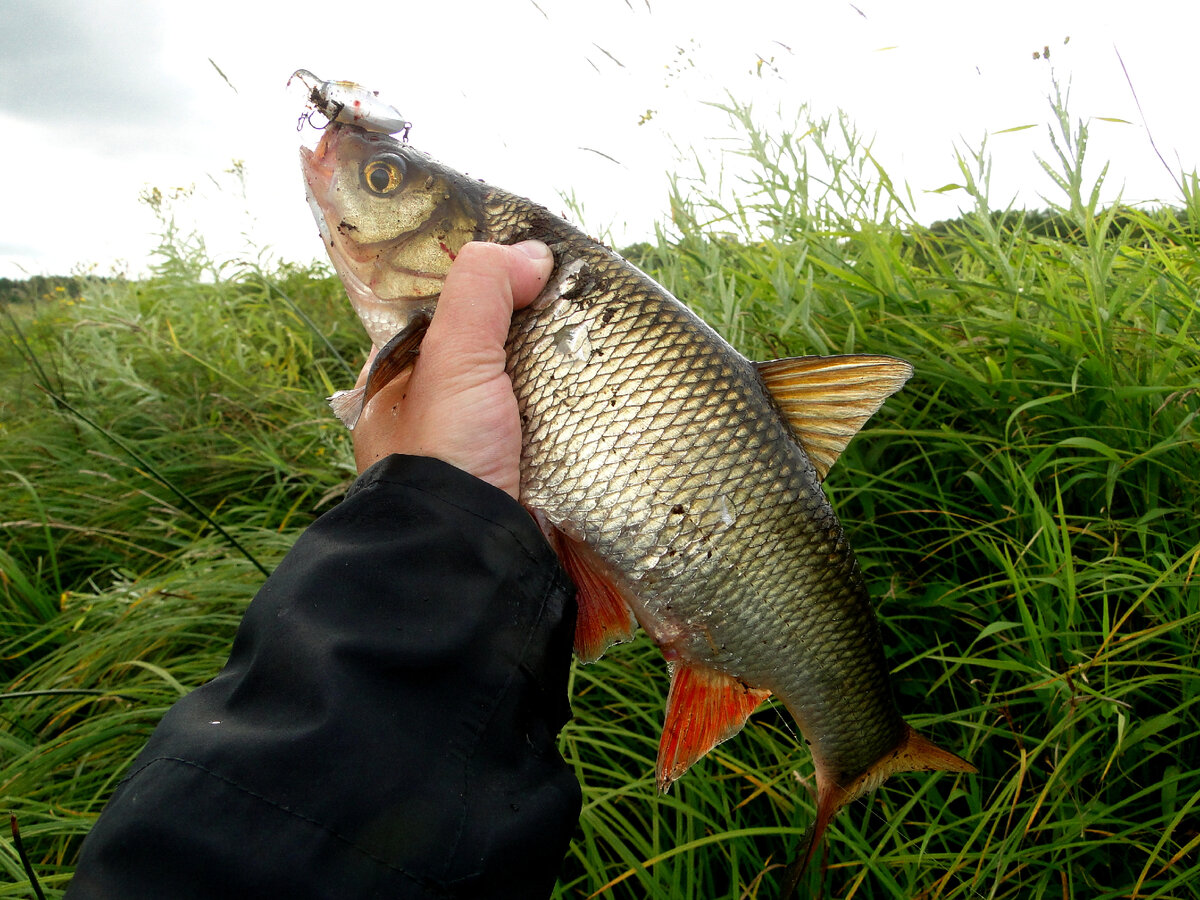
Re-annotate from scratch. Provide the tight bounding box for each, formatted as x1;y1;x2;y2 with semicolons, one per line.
298;123;338;180
300;125;386;264
301;164;333;247
299;129;339;247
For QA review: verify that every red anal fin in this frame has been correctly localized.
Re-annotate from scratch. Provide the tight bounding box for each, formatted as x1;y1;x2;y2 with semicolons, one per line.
549;528;637;663
656;664;771;791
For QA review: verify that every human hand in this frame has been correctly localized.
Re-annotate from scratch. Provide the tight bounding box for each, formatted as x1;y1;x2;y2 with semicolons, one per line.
351;240;554;499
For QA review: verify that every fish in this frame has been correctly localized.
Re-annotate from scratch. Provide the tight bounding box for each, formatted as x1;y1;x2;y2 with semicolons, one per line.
299;119;974;881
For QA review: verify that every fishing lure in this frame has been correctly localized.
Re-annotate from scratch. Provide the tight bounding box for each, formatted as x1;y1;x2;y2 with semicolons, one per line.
289;69;411;139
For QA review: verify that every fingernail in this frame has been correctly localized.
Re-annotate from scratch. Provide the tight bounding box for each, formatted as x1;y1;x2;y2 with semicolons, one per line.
514;240;552;261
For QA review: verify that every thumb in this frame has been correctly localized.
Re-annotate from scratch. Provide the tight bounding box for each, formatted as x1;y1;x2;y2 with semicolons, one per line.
420;241;553;369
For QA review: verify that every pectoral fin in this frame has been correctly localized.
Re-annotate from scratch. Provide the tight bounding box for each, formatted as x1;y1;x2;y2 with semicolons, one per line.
755;354;913;480
328;385;367;427
657;663;771;791
328;310;433;429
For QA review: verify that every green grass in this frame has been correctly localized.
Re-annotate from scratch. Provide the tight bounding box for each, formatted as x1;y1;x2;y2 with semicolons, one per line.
3;92;1199;897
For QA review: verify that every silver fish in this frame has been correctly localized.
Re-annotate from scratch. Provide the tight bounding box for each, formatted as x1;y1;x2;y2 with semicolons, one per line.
300;120;974;880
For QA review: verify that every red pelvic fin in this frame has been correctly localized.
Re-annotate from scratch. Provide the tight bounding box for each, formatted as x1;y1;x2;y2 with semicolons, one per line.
656;663;771;791
549;528;637;663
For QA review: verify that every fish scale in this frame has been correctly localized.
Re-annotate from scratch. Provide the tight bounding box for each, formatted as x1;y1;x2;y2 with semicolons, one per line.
507;250;906;778
299;119;974;883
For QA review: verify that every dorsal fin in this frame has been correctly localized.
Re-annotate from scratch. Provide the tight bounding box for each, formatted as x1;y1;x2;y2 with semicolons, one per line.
755;354;913;480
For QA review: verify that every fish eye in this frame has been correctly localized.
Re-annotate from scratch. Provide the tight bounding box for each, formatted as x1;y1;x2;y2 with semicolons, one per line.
363;156;405;194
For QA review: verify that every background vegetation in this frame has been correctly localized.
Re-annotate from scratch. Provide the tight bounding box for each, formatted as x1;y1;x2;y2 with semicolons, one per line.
2;95;1198;897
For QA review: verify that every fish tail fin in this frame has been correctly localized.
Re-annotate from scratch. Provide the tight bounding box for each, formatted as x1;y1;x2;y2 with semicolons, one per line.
777;771;848;899
779;724;975;897
891;723;978;779
778;819;825;900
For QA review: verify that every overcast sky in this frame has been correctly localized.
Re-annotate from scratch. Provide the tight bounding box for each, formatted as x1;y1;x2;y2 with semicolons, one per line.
2;0;1196;278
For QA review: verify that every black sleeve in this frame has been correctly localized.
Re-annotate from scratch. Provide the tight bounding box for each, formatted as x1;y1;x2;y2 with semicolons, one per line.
66;455;581;900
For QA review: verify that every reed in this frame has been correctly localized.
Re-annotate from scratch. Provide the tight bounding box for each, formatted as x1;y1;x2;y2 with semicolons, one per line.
2;91;1197;897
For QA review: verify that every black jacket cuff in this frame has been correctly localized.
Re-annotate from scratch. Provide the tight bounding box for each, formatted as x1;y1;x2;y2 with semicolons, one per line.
68;455;579;899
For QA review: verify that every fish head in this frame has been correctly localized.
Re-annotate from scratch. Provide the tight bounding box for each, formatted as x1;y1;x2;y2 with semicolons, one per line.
300;124;487;345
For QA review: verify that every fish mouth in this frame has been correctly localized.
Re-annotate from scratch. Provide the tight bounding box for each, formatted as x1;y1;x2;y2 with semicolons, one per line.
300;134;376;321
300;158;334;247
299;130;338;247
